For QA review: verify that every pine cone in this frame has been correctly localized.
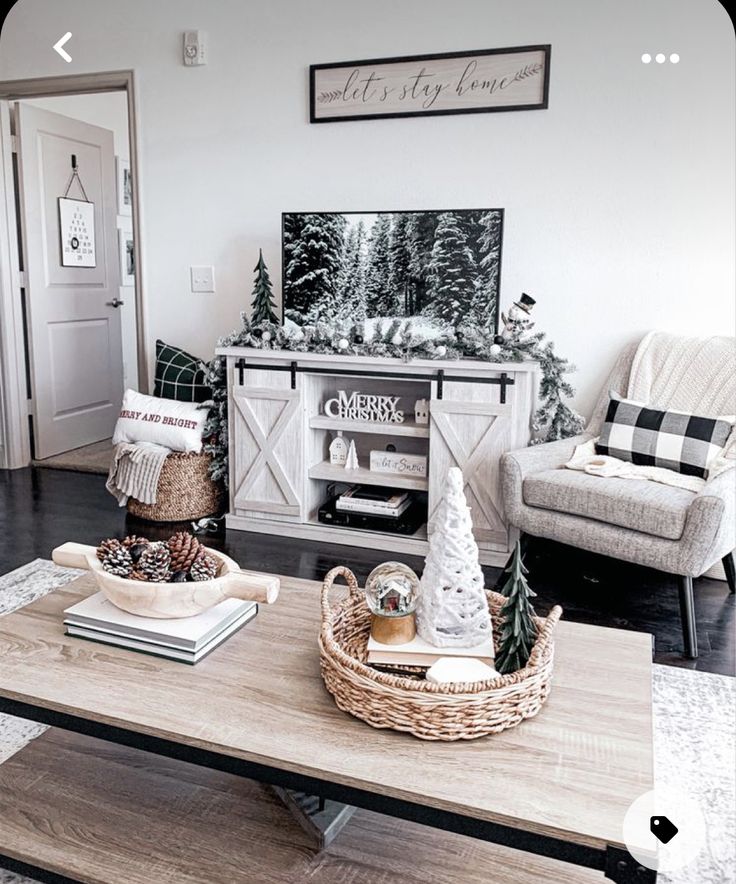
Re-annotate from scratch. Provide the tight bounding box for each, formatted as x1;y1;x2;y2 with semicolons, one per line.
129;569;148;581
167;532;201;572
102;546;133;577
97;538;122;563
122;534;150;549
138;543;172;583
189;551;218;582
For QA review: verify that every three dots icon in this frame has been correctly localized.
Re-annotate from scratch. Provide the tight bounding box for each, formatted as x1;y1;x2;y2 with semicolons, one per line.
642;53;679;64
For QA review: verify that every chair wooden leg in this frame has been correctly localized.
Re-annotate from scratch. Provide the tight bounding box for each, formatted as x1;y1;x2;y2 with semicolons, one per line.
677;575;698;659
723;552;736;594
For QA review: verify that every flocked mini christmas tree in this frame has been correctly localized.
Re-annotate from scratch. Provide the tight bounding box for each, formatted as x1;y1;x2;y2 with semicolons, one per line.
415;467;493;648
250;249;278;325
494;541;539;674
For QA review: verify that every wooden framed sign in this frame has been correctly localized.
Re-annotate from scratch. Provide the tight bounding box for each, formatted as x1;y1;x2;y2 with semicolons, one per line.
310;45;550;123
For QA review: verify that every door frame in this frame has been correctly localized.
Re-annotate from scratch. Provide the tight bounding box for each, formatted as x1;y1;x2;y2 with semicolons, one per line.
0;70;147;468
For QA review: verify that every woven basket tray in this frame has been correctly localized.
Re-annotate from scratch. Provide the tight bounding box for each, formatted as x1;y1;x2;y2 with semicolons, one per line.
127;451;224;523
319;566;562;741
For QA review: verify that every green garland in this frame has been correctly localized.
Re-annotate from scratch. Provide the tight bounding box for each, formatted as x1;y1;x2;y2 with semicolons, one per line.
203;314;584;486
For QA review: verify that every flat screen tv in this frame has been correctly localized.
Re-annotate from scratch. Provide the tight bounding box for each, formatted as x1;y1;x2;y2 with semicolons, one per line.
281;209;503;332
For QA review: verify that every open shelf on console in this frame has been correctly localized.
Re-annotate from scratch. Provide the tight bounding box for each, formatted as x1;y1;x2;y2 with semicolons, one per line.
309;415;429;438
308;461;429;491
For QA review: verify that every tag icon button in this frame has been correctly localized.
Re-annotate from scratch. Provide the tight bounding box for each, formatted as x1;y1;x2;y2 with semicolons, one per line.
650;815;678;844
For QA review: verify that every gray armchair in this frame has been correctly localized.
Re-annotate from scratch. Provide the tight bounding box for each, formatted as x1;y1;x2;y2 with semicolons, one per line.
501;336;735;658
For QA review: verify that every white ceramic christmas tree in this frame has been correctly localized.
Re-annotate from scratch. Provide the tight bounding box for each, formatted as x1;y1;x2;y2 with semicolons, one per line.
415;467;493;648
344;439;359;470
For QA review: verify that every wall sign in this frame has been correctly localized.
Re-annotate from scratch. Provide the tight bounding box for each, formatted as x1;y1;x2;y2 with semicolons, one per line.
370;450;428;478
310;45;550;123
59;197;96;267
324;390;404;423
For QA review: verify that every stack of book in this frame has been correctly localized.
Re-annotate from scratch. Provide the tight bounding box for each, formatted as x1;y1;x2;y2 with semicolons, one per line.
63;593;258;664
319;485;426;535
336;485;411;518
367;633;494;669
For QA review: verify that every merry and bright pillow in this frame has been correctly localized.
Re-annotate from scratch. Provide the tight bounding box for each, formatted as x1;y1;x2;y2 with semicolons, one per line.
113;389;207;453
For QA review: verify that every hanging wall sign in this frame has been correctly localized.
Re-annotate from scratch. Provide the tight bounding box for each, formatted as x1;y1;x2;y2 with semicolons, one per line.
324;390;404;423
310;45;550;123
59;198;96;267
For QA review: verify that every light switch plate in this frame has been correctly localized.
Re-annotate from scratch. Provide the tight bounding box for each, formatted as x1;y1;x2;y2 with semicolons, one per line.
191;265;215;292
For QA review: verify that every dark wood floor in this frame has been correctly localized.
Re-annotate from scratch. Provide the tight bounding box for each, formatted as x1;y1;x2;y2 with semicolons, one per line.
1;466;733;676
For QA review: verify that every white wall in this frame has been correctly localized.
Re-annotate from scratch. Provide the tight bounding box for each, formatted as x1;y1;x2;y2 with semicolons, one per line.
22;92;139;391
1;0;733;417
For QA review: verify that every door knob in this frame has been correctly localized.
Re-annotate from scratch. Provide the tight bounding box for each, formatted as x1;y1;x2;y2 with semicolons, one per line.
106;298;125;308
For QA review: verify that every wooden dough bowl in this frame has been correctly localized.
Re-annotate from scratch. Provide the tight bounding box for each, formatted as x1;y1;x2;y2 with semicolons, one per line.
52;542;279;619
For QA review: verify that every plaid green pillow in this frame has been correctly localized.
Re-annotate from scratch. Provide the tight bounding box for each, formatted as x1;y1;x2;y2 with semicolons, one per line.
153;340;211;403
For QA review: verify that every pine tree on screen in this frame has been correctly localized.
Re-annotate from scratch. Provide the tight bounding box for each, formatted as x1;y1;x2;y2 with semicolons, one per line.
364;213;395;315
406;212;439;314
283;213;346;322
388;213;414;314
425;212;477;326
338;221;368;321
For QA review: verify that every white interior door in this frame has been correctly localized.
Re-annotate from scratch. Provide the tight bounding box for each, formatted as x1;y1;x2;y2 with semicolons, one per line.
15;103;123;458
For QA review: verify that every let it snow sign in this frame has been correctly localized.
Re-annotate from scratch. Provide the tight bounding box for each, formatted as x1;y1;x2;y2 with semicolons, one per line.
310;45;550;123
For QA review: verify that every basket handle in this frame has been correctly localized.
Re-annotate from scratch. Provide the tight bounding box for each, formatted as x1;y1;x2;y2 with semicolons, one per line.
527;604;563;668
320;566;362;633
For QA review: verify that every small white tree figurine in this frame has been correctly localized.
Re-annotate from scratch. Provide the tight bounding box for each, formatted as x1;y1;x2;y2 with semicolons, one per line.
344;439;360;470
416;467;493;648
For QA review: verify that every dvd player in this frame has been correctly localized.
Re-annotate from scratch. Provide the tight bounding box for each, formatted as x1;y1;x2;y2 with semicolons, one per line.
318;494;426;535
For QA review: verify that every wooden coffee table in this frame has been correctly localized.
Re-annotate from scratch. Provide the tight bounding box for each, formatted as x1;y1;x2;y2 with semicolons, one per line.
0;572;655;884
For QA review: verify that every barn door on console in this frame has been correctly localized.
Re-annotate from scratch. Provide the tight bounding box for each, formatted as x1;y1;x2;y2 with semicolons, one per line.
231;384;303;519
428;384;510;550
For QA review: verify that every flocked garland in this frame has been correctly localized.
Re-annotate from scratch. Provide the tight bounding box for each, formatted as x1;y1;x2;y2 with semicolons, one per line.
202;313;584;486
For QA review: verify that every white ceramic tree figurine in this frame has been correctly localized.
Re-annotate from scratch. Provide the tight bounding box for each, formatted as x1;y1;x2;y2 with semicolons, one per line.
416;467;493;648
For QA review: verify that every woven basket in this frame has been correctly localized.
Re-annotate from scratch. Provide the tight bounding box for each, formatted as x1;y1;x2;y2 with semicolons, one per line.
319;565;562;741
127;451;224;523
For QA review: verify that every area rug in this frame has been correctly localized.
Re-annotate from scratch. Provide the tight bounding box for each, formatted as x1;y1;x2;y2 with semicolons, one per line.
1;560;734;884
31;438;112;475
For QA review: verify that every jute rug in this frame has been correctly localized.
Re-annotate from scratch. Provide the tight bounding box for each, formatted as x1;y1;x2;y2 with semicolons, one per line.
1;560;734;884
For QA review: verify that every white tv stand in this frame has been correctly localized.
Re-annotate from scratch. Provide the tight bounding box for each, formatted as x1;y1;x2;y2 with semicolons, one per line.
217;347;539;567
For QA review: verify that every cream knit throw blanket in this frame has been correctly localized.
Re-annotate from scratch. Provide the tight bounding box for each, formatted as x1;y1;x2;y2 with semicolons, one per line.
627;331;736;416
106;442;171;507
566;332;736;492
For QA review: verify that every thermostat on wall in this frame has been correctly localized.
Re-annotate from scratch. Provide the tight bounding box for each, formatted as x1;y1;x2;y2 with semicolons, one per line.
183;30;206;66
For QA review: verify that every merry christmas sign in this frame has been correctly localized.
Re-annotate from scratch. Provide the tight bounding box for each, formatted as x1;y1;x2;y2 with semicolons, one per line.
311;45;550;123
324;390;404;423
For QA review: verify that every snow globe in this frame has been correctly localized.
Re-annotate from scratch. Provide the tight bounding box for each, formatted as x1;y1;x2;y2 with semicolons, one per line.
364;561;420;645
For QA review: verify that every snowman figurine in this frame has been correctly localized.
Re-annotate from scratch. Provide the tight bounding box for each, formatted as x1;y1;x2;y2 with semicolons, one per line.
500;293;536;342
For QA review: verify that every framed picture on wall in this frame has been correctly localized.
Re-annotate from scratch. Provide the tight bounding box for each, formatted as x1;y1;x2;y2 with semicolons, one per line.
58;197;96;268
282;209;503;332
118;226;134;286
310;45;550;123
116;157;132;216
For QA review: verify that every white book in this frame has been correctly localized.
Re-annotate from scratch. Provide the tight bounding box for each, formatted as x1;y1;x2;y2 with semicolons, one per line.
336;498;411;517
367;633;494;667
64;591;256;652
65;604;258;664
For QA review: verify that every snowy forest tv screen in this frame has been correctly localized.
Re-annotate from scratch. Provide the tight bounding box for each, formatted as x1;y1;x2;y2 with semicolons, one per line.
281;210;503;331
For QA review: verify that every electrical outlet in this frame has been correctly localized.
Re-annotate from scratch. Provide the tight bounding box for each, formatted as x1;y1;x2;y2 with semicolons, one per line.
190;265;215;293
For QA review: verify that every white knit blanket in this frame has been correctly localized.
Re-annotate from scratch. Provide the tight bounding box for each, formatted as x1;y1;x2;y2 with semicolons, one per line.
564;438;735;492
628;331;736;416
106;442;170;507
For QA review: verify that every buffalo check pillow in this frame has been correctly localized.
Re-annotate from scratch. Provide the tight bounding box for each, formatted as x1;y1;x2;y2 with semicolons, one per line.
596;392;734;478
153;340;211;403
